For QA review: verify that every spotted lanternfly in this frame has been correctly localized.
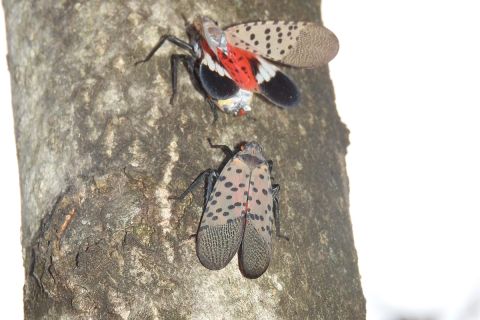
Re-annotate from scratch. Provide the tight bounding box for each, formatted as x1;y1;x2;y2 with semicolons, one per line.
135;16;339;120
170;140;288;278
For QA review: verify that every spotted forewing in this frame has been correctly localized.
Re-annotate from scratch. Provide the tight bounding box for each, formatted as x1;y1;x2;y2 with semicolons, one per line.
239;161;274;278
196;157;249;271
225;21;339;68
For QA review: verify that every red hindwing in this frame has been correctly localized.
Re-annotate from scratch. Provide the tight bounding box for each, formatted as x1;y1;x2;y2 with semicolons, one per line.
200;40;259;91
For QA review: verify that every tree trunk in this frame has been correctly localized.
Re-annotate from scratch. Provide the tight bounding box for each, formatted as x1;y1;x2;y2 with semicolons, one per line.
4;0;365;318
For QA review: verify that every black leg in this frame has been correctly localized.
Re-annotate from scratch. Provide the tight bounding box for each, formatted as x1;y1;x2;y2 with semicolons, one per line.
272;184;289;241
206;98;219;123
267;160;274;173
267;160;276;182
135;33;221;122
170;54;218;123
169;169;219;208
135;34;194;66
179;168;218;240
207;138;234;158
204;168;219;207
170;54;195;105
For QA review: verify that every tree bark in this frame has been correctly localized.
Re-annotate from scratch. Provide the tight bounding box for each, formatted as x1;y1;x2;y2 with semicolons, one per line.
4;0;365;318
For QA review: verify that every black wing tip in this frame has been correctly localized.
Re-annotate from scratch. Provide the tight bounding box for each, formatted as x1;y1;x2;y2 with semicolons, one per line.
259;72;300;108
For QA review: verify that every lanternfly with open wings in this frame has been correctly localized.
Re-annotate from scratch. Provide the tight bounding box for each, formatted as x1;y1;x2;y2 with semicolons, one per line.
136;16;339;118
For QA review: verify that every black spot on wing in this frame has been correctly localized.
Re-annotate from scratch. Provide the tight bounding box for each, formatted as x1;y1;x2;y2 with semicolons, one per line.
198;63;239;99
258;71;299;108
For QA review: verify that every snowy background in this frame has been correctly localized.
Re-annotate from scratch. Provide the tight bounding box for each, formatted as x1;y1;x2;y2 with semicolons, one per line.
1;1;480;318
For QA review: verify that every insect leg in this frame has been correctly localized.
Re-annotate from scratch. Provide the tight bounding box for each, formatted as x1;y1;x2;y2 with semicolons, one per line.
206;98;219;123
169;169;218;204
170;54;195;105
169;54;219;123
204;168;219;208
180;60;219;122
207;138;234;157
272;184;289;241
266;160;277;182
135;35;194;65
267;160;274;173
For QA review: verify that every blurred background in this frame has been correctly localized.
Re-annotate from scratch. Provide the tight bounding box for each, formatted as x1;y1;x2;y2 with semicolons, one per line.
1;1;479;319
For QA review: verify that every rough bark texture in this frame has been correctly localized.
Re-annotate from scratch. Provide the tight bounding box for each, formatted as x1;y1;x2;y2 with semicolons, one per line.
4;0;365;319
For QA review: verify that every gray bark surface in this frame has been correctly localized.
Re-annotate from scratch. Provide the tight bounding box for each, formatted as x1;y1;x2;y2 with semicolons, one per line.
4;0;365;319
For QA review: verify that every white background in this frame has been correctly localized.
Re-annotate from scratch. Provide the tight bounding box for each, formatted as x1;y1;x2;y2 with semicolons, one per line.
325;0;480;319
1;1;480;319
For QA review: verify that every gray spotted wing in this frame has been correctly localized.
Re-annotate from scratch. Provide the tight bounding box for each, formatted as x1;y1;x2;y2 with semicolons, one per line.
240;162;274;278
225;21;339;68
196;157;250;270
